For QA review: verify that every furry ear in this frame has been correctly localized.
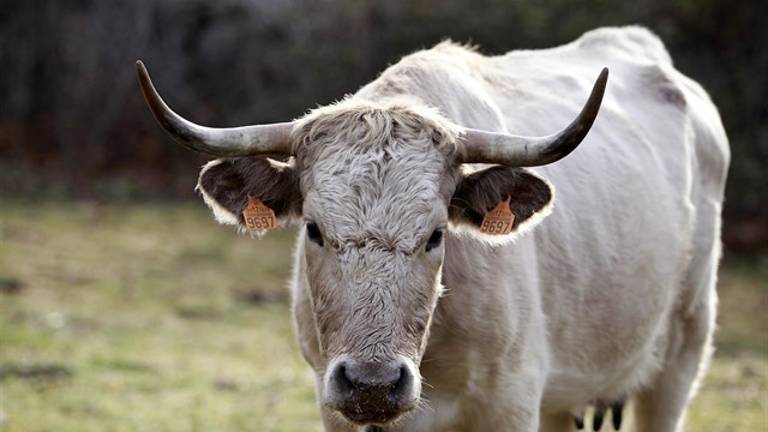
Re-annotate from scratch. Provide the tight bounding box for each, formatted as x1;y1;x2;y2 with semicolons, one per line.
196;157;302;228
449;166;554;238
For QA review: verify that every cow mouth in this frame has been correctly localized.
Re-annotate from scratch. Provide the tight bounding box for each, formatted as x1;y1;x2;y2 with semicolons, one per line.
334;398;418;426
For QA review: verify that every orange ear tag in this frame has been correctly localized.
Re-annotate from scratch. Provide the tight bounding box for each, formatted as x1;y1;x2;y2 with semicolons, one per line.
242;196;278;231
480;196;515;235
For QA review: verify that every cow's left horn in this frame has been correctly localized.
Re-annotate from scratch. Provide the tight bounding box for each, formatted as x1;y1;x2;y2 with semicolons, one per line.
136;61;294;157
459;67;608;166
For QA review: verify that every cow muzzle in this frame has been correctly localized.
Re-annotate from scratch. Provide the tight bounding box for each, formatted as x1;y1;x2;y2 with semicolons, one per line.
324;355;420;425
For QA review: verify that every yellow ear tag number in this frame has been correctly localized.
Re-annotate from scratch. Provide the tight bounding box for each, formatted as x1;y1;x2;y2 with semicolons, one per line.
480;196;515;235
242;196;278;231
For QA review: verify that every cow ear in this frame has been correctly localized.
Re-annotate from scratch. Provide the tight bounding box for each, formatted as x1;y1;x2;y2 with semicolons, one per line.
449;166;554;239
196;157;302;229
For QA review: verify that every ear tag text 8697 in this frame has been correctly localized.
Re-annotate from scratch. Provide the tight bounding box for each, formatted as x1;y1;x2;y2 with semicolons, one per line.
480;196;515;235
242;196;278;231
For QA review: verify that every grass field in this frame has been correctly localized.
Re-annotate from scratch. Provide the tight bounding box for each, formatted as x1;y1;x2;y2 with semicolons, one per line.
1;202;766;431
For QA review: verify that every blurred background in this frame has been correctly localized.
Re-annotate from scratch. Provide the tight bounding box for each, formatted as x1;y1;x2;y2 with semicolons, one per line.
0;1;765;431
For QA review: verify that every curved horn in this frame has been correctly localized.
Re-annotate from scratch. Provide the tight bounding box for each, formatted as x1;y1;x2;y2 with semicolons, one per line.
136;61;293;157
460;67;608;166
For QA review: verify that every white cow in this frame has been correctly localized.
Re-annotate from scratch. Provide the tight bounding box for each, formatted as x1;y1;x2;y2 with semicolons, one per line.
137;26;729;432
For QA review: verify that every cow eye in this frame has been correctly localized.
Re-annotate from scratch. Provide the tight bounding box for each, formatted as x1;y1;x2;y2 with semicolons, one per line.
425;229;443;252
306;222;324;246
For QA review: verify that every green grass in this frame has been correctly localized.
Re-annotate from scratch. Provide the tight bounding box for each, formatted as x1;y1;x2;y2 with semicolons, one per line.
0;202;766;431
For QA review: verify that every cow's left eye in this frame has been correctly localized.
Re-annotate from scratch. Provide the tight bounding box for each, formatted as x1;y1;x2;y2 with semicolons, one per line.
306;222;324;246
425;229;443;252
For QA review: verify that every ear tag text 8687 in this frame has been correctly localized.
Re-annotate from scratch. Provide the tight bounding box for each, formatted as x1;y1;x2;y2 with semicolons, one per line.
242;196;278;231
480;196;515;235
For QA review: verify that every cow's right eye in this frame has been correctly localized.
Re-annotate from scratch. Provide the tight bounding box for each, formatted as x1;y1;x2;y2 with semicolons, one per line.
425;229;443;252
306;222;324;246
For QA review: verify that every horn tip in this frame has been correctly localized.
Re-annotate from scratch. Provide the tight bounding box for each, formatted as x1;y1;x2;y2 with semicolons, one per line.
592;67;609;98
599;67;609;83
136;61;153;93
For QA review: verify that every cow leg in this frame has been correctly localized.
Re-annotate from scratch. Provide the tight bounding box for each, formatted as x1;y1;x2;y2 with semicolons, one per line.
476;375;544;432
632;236;719;431
632;299;715;431
477;401;540;432
539;412;575;432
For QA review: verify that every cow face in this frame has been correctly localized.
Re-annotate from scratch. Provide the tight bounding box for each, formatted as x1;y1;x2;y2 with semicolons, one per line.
196;101;556;427
294;105;456;425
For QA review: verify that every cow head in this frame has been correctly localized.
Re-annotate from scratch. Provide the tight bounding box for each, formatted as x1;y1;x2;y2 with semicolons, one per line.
136;61;607;427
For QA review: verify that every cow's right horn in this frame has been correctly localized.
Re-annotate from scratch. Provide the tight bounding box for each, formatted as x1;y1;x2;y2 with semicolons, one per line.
459;67;608;167
136;61;294;157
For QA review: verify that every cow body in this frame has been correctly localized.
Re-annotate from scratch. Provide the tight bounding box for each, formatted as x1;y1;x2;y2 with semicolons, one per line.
138;24;728;432
290;26;728;431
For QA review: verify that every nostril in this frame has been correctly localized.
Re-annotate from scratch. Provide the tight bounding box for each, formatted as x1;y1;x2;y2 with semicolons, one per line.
391;364;410;398
335;363;355;394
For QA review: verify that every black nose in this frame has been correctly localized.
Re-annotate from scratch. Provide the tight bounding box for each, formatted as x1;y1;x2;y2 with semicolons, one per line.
327;359;416;424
